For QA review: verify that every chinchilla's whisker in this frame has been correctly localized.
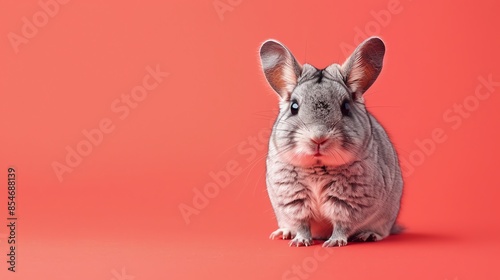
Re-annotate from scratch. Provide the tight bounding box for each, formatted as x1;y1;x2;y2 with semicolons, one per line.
272;145;294;159
297;116;312;133
337;150;349;165
234;153;269;201
275;129;305;136
365;105;401;109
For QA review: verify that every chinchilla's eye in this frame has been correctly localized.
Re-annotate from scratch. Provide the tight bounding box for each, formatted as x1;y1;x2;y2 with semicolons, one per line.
341;99;351;116
290;100;299;115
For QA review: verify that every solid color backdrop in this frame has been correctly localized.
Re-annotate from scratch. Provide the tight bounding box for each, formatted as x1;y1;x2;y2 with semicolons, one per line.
1;0;500;279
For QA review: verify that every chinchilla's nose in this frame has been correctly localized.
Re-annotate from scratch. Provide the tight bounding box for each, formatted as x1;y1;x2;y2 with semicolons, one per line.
310;136;328;145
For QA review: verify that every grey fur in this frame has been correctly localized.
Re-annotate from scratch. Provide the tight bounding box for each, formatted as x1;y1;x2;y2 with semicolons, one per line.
259;37;403;247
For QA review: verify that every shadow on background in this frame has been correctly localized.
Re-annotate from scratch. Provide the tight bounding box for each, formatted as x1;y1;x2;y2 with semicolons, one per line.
381;231;461;245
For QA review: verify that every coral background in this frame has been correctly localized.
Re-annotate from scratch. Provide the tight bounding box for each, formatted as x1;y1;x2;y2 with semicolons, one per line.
1;0;500;279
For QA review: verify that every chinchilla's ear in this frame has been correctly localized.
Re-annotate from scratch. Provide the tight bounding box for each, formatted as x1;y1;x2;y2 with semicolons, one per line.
259;40;302;100
341;37;385;100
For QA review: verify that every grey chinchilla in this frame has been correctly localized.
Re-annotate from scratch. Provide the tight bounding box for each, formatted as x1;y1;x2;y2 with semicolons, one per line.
259;37;403;247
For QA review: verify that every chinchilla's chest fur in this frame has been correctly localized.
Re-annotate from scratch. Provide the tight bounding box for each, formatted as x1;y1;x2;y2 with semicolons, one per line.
266;120;402;240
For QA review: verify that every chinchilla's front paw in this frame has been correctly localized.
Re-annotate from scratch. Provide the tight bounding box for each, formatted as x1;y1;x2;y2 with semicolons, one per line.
289;232;313;247
269;228;294;240
322;236;348;247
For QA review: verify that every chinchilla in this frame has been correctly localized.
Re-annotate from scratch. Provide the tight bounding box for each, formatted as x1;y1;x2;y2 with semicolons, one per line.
259;37;403;247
